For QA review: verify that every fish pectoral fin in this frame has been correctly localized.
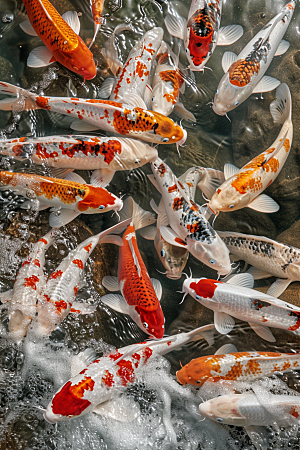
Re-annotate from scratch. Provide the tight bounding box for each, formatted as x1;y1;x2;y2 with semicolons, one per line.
49;168;74;179
147;175;161;193
274;39;290;56
64;172;86;184
159;226;187;248
217;24;243;46
62;11;80;35
267;278;292;298
247;194;279;213
214;343;238;355
99;235;123;246
100;293;130;315
70;301;97;315
197;168;225;200
173;102;196;122
49;208;81;228
121;93;147;110
246;266;273;280
139;226;157;240
27;46;55;68
157;212;169;227
151;278;162;300
223;163;239;180
144;84;153;110
90;169;115;188
98;77;115;99
102;276;120;292
93;396;140;422
221;51;238;73
19;19;39;36
120;197;155;231
164;13;186;41
70;120;101;131
20;200;47;211
149;197;165;215
214;311;235;334
225;273;254;289
244;425;269;450
248;322;276;342
252;76;280;94
70;347;97;377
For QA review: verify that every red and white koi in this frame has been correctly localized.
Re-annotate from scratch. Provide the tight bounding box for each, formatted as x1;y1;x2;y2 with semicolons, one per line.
177;346;300;386
0;134;158;187
209;83;292;215
149;157;231;276
218;231;300;298
101;197;165;339
43;323;215;422
213;1;294;115
0;82;187;146
36;219;131;334
89;0;105;47
19;2;96;80
165;0;243;71
183;273;300;342
199;391;300;427
0;170;122;228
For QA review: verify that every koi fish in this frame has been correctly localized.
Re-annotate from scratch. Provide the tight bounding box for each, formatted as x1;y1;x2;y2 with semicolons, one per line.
1;230;56;342
209;83;292;214
89;0;105;48
148;157;231;276
0;82;187;146
151;43;195;121
218;231;300;298
44;323;215;423
19;2;96;81
0;170;122;227
177;344;300;386
213;1;294;115
164;0;243;71
36;219;131;335
0;135;158;187
182;273;300;342
101;197;165;339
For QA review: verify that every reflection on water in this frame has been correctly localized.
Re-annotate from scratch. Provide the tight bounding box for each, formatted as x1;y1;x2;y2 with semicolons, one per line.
0;0;300;448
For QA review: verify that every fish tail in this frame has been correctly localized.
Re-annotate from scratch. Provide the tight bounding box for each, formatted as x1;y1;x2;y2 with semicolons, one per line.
187;324;215;346
119;196;156;231
0;81;38;111
270;83;292;124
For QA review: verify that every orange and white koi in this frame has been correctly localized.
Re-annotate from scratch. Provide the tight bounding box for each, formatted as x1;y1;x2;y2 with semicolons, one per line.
177;347;300;386
0;170;122;227
19;1;96;80
165;0;243;71
36;219;131;334
0;134;158;187
101;197;165;339
209;83;292;215
0;82;187;146
89;0;105;47
183;273;300;342
149;158;231;276
213;1;294;115
44;323;215;422
199;390;300;427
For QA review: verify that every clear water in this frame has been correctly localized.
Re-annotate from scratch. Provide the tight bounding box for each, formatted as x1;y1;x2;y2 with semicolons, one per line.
0;0;300;449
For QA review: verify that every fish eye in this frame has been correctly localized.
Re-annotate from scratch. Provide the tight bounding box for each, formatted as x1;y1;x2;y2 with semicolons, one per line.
142;322;149;329
162;138;169;142
195;294;201;300
98;205;105;209
161;249;166;257
216;417;224;422
229;204;235;209
209;259;216;264
186;48;188;52
216;89;219;94
152;97;154;102
235;101;239;105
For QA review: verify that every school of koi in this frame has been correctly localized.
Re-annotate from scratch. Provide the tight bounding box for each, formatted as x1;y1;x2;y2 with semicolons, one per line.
0;0;300;449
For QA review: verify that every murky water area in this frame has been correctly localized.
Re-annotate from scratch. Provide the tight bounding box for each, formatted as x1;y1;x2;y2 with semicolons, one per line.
0;0;300;449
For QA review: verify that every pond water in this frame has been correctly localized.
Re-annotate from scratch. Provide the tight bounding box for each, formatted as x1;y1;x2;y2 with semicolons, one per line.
0;0;300;449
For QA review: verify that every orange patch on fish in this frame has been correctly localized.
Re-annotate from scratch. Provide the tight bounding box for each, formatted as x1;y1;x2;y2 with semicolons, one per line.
72;259;84;269
231;171;263;194
229;59;260;87
35;96;51;110
24;275;39;290
69;376;95;399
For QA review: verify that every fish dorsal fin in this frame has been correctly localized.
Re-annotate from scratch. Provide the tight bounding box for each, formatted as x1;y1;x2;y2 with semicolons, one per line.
197;168;225;200
222;52;238;73
246;266;273;280
248;322;276;342
19;19;39;36
217;25;243;46
226;273;254;289
214;343;238;355
120;197;155;231
62;11;80;35
98;78;115;99
261;130;288;166
178;167;201;201
121;93;147;110
150;198;165;215
275;39;290;56
214;311;235;334
126;232;142;277
224;163;239;180
151;278;162;300
70;347;97;377
90;169;115;188
247;194;279;213
139;226;157;241
252;76;280;94
157;212;169;227
64;172;86;184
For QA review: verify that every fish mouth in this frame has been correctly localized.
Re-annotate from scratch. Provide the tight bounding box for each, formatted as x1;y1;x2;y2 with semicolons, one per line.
212;103;226;116
177;128;187;146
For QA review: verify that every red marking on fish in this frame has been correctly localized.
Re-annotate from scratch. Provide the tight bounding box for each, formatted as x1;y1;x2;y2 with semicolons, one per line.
102;370;114;387
24;275;39;290
70;307;81;313
174;237;187;246
39;238;48;244
109;351;123;361
167;341;172;346
33;259;41;267
72;259;84;269
116;359;135;386
74;286;78;296
51;381;92;417
49;270;63;280
142;347;153;363
190;278;221;299
36;96;51;110
132;353;141;368
55;300;68;314
84;243;93;253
